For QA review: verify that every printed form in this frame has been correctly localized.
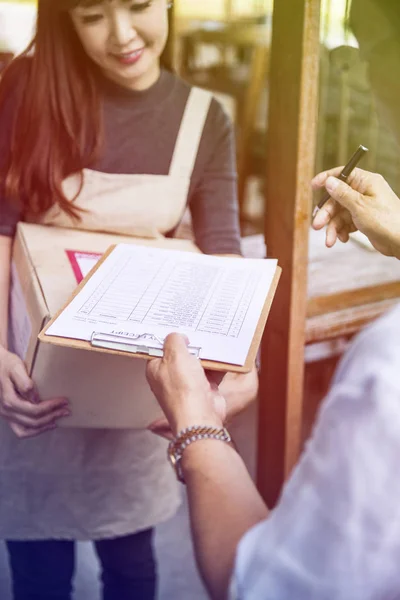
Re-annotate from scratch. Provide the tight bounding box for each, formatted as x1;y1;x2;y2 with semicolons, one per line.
47;244;278;366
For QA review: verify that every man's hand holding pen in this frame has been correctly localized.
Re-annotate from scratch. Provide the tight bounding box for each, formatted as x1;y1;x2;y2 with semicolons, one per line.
312;166;400;260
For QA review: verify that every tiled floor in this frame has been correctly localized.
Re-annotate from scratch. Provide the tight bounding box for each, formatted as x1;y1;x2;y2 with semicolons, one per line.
0;402;257;600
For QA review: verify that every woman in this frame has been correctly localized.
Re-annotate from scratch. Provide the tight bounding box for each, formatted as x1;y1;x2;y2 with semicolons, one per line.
0;1;254;598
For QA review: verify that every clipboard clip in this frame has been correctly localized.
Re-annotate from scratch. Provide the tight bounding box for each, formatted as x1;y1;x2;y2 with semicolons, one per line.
90;331;202;359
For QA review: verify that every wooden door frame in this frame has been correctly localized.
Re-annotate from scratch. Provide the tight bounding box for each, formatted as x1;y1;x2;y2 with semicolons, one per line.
257;0;321;507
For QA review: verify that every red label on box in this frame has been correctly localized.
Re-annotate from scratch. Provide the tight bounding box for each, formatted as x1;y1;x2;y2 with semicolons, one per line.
65;250;102;284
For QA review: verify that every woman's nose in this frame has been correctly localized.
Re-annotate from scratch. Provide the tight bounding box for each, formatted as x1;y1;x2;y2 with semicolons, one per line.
110;11;137;47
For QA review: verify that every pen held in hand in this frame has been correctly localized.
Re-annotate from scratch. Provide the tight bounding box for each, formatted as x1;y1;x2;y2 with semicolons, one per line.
312;145;369;218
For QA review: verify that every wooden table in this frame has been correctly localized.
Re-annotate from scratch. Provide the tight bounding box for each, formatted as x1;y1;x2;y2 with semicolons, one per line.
306;228;400;342
240;228;400;345
258;217;400;507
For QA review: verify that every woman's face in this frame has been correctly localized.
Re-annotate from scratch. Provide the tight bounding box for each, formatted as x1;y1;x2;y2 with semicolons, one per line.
70;0;169;90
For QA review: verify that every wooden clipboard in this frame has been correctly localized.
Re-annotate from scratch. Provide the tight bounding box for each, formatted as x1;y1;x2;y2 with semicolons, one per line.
38;245;282;373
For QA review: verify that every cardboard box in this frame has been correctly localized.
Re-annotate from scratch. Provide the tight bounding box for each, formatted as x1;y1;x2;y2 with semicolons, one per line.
9;223;199;428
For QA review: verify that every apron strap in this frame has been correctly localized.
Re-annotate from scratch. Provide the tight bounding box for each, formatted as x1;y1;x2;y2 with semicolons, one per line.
169;87;213;178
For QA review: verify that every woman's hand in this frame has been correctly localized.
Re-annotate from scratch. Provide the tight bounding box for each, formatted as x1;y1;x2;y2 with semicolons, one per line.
0;347;70;438
146;334;227;440
312;167;400;258
219;367;258;424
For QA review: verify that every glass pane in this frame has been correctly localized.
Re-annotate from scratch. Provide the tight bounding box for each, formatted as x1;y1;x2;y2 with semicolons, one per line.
317;0;400;194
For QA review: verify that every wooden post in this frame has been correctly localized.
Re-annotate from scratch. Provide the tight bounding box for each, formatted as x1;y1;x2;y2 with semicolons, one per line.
237;44;269;219
257;0;321;507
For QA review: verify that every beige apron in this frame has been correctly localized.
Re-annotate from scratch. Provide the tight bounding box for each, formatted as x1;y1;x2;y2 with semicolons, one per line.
0;87;212;540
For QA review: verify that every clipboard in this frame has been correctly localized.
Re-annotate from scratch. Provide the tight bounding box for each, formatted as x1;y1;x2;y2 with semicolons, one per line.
38;245;282;373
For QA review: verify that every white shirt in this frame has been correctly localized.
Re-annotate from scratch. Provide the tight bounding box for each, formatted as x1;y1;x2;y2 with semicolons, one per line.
232;303;400;600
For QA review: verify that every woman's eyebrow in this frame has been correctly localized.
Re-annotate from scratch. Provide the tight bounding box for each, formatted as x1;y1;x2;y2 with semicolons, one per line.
78;0;133;7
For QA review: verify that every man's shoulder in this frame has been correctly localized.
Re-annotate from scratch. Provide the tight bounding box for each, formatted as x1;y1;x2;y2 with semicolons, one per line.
333;303;400;390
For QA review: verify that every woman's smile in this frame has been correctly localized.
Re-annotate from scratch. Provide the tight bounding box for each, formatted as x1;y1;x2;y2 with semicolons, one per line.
111;47;145;65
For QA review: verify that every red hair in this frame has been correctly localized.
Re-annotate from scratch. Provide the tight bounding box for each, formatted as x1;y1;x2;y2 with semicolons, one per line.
0;0;103;220
0;0;175;221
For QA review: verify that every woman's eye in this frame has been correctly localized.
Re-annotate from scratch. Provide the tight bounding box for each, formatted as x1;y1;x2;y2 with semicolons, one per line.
81;14;103;24
130;1;152;13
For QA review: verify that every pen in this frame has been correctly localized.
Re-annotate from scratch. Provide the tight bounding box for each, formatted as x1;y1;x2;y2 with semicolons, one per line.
312;144;369;218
